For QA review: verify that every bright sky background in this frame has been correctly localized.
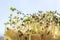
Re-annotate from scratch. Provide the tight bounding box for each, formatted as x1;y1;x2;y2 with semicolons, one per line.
0;0;60;36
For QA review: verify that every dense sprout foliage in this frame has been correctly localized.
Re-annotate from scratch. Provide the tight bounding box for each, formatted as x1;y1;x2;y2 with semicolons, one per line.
4;7;60;39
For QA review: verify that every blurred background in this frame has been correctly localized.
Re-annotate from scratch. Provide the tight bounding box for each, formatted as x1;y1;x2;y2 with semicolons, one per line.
0;0;60;39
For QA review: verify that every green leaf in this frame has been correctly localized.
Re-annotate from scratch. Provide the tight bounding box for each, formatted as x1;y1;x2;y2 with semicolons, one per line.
4;22;9;25
12;21;15;24
10;7;16;11
10;14;12;16
23;17;30;22
38;11;42;13
17;11;21;14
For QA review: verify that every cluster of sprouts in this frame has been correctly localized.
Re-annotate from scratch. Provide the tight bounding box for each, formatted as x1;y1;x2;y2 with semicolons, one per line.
4;7;60;39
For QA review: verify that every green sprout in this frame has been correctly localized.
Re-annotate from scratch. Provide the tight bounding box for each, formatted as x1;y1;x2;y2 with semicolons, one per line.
10;7;16;11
